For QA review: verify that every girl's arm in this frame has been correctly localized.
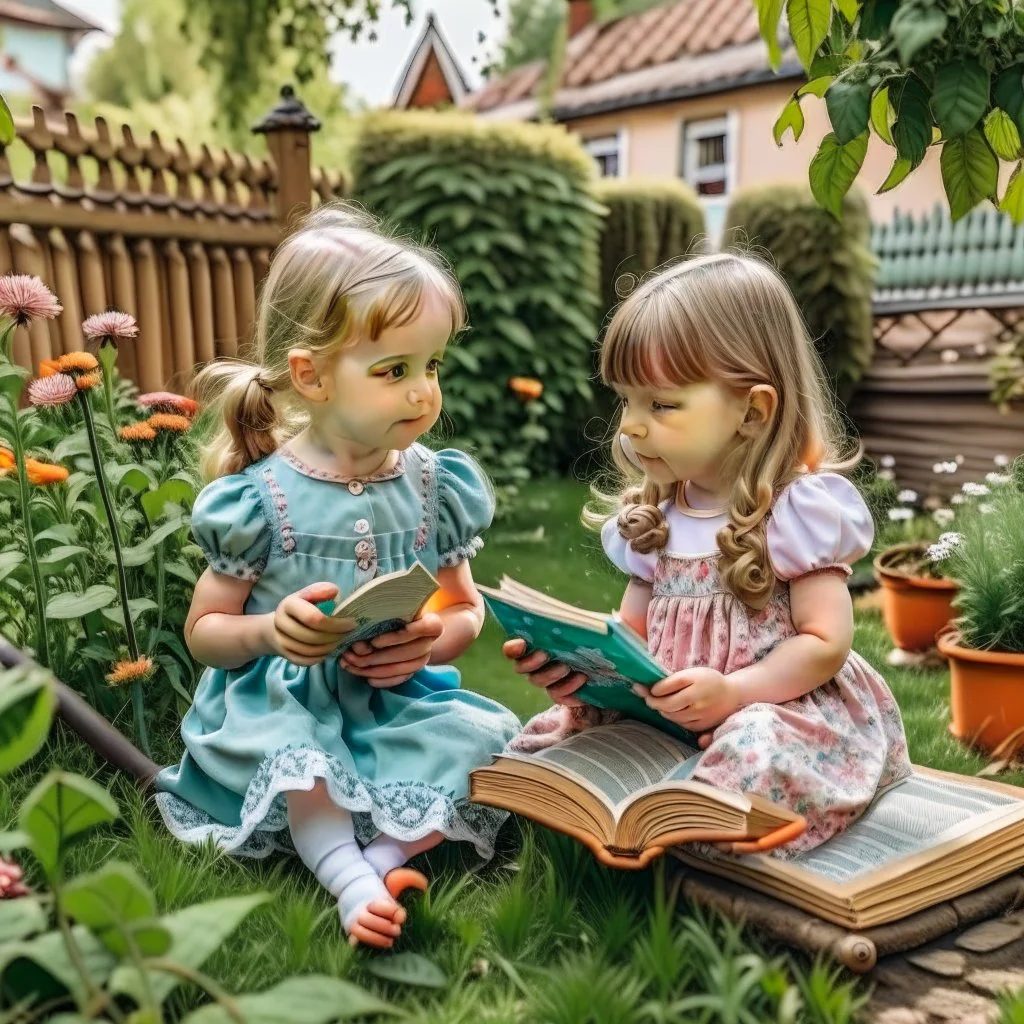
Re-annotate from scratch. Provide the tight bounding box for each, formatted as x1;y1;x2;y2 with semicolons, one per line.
427;559;487;664
728;571;853;705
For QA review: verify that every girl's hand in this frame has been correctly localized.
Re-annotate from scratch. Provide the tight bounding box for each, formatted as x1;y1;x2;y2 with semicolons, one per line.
265;582;357;666
340;613;445;689
502;638;588;706
634;667;738;733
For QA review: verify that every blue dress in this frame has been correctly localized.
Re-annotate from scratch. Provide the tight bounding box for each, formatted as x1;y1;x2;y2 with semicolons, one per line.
155;442;521;860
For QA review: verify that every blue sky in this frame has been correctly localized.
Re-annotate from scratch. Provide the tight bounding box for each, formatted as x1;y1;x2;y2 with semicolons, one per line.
60;0;509;106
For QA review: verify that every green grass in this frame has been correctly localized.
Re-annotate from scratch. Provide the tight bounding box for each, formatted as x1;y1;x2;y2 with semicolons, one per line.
3;477;1021;1021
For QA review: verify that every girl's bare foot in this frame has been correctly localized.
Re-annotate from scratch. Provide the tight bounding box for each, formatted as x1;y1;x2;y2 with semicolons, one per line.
345;896;407;949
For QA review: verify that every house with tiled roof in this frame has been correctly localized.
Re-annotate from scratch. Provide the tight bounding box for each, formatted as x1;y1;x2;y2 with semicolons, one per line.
465;0;951;242
392;12;471;110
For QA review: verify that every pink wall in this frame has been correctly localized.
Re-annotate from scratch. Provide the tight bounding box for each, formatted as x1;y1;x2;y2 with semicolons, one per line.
566;80;954;223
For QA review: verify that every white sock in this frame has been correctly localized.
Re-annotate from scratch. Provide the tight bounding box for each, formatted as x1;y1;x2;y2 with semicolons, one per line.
362;831;442;879
287;784;391;933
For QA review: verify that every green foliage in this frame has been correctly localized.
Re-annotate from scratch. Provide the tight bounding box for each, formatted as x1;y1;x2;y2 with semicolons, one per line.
485;0;564;77
353;111;603;498
723;183;876;405
593;178;706;317
759;0;1024;222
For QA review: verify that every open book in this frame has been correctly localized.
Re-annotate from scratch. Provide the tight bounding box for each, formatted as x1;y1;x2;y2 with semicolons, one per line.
320;561;439;652
477;576;697;744
673;765;1024;928
470;720;805;868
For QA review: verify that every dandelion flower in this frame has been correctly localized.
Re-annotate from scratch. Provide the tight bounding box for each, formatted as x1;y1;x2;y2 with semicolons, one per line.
932;508;955;526
27;373;76;407
75;371;101;391
898;489;918;503
37;358;60;377
880;455;896;469
137;391;199;417
979;502;995;514
888;507;914;521
994;454;1010;468
119;422;157;442
25;459;68;485
926;542;950;562
0;275;62;325
105;656;155;687
962;482;990;497
986;472;1011;486
508;376;544;401
57;351;99;374
82;311;138;342
878;468;895;482
951;493;965;505
147;413;191;433
939;532;963;545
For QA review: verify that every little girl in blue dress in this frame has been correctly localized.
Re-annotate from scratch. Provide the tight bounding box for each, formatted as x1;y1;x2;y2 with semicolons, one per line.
156;205;520;948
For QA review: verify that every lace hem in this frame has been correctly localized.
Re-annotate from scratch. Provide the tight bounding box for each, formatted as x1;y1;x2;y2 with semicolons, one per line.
438;536;484;568
155;745;508;861
206;553;265;581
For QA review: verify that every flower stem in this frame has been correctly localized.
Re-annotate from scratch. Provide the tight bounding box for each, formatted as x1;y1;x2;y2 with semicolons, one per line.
77;389;151;756
9;386;50;667
97;340;119;437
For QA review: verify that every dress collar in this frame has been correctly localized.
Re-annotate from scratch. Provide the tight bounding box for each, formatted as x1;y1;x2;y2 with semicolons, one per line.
277;444;407;484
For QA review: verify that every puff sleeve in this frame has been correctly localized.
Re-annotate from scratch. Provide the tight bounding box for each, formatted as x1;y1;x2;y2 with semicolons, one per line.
766;473;873;581
190;473;271;582
601;516;658;583
435;449;496;568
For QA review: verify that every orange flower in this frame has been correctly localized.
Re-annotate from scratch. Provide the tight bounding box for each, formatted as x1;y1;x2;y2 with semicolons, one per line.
119;422;157;442
105;656;155;687
75;371;101;391
0;446;13;471
25;458;69;485
57;351;99;373
38;358;60;378
509;376;544;401
147;413;191;433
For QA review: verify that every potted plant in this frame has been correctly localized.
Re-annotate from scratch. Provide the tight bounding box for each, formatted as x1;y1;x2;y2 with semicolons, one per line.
934;462;1024;752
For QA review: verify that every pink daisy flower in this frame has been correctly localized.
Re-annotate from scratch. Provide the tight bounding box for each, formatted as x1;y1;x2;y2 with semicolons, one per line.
0;275;62;325
136;391;199;417
82;310;139;342
27;372;77;407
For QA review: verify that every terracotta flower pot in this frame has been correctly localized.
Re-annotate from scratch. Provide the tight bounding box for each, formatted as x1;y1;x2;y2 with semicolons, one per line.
938;629;1024;753
872;543;958;652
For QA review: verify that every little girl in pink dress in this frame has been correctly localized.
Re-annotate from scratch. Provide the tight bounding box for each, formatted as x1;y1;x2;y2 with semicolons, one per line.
504;254;911;858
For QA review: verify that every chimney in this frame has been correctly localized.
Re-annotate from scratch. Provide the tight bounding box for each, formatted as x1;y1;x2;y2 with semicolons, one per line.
568;0;594;36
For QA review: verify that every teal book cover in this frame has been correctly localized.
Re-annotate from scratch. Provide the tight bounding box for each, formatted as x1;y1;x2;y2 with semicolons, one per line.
481;587;698;745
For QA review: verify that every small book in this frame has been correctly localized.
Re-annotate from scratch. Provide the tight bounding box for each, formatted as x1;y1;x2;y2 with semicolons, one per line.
672;765;1024;929
320;561;439;652
477;575;697;744
469;720;806;867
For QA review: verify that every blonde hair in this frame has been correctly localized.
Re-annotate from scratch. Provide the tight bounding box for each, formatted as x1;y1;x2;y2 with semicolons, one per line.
584;252;857;609
194;203;466;480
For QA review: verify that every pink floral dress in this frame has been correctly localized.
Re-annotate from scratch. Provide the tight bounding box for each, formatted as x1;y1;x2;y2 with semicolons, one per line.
509;473;912;858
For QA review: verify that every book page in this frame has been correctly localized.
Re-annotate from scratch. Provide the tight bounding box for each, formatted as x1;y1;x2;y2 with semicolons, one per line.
530;721;699;807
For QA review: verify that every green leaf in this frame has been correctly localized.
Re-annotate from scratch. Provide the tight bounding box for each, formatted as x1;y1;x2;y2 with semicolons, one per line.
0;362;28;403
871;86;893;145
755;0;785;67
118;516;189;565
35;523;78;545
180;976;397;1023
890;4;947;65
835;0;858;24
0;897;47;941
798;75;834;98
19;771;119;878
0;829;29;852
0;94;14;147
52;432;92;462
826;77;873;144
366;951;448;989
38;545;88;573
985;108;1022;160
931;62;989;138
0;925;115;1006
110;893;270;1007
0;665;55;776
809;131;869;217
773;96;805;145
141;479;196;525
1000;161;1024;224
893;76;933;168
46;585;118;619
941;129;999;221
858;0;897;39
493;317;535;351
994;65;1024;136
0;549;24;583
786;0;831;68
113;466;153;497
101;597;157;626
62;861;171;958
878;156;914;193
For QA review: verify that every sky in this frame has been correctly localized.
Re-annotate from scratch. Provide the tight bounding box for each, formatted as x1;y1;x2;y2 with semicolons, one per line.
59;0;510;107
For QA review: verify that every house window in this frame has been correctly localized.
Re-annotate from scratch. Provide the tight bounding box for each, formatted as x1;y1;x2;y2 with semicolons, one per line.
583;133;625;178
681;115;735;247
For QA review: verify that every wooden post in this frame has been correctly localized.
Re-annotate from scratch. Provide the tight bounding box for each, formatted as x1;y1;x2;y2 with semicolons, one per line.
252;84;321;231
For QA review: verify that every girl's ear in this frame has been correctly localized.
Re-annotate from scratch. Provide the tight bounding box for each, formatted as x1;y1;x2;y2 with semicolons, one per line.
739;385;777;438
289;349;327;403
619;433;645;470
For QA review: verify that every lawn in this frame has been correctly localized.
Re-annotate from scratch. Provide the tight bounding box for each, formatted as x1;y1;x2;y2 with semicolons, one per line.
4;477;1021;1022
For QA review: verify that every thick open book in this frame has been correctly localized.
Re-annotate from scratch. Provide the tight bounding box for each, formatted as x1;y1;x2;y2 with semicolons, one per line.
673;766;1024;928
321;561;439;652
478;576;697;744
470;720;805;868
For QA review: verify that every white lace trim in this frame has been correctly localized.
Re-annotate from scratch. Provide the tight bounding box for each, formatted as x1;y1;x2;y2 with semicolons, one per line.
438;536;484;568
208;553;264;581
155;745;508;861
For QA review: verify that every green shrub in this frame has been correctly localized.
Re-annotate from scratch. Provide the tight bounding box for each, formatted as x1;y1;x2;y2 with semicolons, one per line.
594;178;705;319
352;111;603;496
723;184;876;406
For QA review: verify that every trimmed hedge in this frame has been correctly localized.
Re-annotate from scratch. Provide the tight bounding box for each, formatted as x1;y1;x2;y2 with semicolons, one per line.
594;178;705;320
723;184;876;406
352;111;603;492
